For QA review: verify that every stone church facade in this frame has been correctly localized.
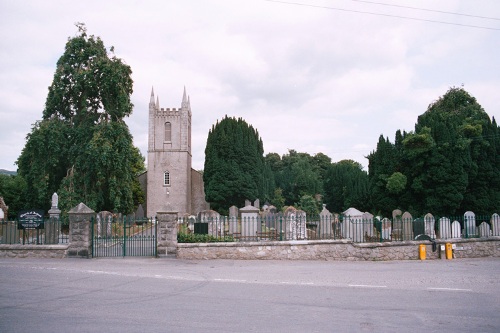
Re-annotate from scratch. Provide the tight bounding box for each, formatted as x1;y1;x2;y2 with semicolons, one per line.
139;87;208;218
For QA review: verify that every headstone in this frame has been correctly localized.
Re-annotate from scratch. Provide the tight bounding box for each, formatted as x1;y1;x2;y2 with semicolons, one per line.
381;218;392;240
198;210;223;237
361;212;374;241
229;205;239;235
392;209;402;220
253;199;260;210
438;217;451;239
464;211;476;237
240;204;259;240
97;211;114;238
423;213;436;239
342;208;364;241
401;212;413;240
491;213;500;236
318;205;332;239
478;222;491;238
0;209;4;220
135;204;145;219
283;206;307;240
451;221;461;238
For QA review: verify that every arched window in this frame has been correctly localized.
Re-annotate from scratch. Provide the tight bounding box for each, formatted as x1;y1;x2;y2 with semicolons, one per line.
163;171;170;186
164;122;172;142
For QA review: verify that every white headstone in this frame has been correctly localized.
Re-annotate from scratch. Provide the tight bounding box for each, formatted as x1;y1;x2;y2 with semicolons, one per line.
478;222;491;238
491;213;500;236
0;209;4;220
451;221;461;238
424;213;436;239
319;205;332;238
464;211;476;237
381;218;392;240
438;217;451;239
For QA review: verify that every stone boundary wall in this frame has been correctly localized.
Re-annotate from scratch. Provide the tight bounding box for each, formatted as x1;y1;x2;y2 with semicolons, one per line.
0;244;69;259
177;237;500;260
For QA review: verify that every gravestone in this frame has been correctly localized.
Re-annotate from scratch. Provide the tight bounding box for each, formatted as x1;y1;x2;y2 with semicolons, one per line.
478;222;491;238
451;221;461;238
229;205;239;235
401;211;413;240
198;210;223;237
361;212;374;241
135;204;145;219
318;205;332;239
464;211;476;237
438;217;451;239
97;211;113;238
240;203;259;240
423;213;436;239
381;218;392;240
0;208;4;220
342;208;364;241
491;213;500;236
284;206;307;240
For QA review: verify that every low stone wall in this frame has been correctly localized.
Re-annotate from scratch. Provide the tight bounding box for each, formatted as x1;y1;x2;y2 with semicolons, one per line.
0;244;69;259
177;237;500;260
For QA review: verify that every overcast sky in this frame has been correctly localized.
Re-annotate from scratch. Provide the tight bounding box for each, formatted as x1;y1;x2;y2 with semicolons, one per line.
1;0;499;172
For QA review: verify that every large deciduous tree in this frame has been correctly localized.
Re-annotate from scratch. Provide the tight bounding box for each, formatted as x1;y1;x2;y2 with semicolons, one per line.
17;24;144;214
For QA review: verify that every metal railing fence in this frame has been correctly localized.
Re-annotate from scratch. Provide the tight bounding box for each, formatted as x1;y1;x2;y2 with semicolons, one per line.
178;213;500;243
0;216;69;245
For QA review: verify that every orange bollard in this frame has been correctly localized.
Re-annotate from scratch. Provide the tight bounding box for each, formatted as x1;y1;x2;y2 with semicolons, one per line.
445;243;453;259
419;244;426;260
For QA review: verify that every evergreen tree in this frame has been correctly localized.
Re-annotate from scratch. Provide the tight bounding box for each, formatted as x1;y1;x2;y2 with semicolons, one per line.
323;160;369;213
17;24;144;214
203;116;270;213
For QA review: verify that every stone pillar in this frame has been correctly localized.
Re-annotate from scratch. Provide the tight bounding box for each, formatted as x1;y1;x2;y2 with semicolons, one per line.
67;203;95;258
157;211;178;257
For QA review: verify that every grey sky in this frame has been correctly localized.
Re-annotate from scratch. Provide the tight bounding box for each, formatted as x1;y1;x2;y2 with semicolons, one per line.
1;0;499;172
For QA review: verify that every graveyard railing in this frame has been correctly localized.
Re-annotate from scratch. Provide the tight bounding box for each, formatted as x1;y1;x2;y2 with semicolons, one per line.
177;212;499;244
0;216;70;245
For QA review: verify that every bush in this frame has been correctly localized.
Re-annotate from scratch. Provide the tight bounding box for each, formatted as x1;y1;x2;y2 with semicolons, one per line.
177;232;234;243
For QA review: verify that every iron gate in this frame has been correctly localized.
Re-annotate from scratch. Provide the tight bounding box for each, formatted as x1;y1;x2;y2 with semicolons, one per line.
91;216;157;258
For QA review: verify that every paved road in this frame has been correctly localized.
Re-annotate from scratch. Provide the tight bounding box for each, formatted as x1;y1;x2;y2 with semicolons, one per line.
0;257;499;332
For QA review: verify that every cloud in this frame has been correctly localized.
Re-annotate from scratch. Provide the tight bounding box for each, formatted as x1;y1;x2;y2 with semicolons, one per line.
1;0;499;174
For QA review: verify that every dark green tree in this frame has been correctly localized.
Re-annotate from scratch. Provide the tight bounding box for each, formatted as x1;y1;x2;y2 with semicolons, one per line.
0;174;27;219
323;160;369;213
203;116;271;213
17;24;144;214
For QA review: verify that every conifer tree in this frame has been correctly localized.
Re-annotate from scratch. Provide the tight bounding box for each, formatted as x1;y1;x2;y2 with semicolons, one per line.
203;116;270;213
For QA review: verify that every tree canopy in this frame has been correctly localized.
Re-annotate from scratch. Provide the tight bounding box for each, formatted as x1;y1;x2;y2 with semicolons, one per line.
203;116;271;214
17;24;144;214
368;87;500;216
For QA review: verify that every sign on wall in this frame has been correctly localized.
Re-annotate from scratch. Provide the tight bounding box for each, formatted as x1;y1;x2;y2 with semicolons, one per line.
17;209;45;230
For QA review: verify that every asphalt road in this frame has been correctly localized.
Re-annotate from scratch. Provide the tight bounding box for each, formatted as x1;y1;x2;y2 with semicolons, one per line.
0;257;499;333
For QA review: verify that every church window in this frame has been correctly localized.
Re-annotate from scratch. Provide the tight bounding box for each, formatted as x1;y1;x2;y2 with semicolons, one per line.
163;171;170;186
164;122;172;142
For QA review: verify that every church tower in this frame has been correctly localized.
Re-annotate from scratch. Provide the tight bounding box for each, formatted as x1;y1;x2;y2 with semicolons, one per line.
147;87;193;217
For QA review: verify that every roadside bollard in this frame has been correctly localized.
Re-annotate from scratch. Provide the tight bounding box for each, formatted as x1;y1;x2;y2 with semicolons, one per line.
445;243;453;260
419;244;426;260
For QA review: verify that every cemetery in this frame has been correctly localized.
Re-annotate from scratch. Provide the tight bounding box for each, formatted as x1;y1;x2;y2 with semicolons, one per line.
1;194;499;261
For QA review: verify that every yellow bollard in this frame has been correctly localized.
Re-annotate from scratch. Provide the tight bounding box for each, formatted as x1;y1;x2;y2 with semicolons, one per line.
419;244;426;260
445;243;453;260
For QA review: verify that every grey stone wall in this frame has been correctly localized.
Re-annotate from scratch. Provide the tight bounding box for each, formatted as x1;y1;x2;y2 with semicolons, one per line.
0;245;68;258
177;238;500;261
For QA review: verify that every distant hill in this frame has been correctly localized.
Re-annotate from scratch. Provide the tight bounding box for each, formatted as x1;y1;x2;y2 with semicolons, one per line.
0;169;17;176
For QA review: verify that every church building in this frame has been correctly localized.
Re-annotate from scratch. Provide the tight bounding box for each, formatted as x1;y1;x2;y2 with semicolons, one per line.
140;87;208;217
